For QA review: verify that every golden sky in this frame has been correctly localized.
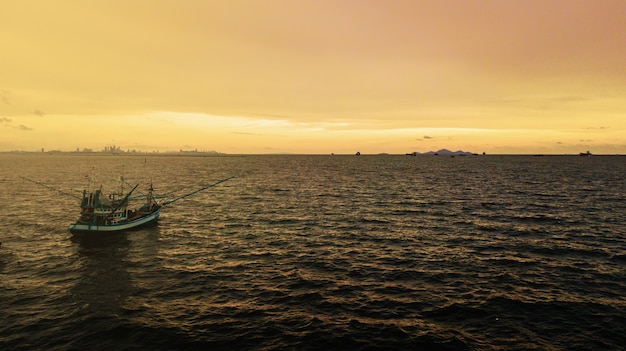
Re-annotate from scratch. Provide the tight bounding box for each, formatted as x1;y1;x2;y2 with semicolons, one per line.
1;0;625;154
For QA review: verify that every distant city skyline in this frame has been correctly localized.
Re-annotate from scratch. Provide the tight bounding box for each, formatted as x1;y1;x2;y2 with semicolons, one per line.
1;1;625;154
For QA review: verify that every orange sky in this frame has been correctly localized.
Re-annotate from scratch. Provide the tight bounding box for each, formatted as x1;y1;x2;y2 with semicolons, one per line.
1;0;625;154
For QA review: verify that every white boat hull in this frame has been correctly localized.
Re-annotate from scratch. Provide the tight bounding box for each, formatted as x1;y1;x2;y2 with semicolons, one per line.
69;208;160;235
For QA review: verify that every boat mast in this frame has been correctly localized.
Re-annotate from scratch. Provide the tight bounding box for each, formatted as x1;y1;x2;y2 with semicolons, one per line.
87;167;96;194
120;165;124;199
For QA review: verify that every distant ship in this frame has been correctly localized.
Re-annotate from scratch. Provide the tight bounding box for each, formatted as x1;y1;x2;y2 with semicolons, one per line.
579;151;592;156
21;175;233;236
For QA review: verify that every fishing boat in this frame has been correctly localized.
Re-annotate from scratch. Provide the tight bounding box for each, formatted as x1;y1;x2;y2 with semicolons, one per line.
68;182;161;234
21;174;234;236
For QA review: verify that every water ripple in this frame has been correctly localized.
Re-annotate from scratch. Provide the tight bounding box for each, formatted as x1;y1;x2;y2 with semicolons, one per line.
1;154;625;350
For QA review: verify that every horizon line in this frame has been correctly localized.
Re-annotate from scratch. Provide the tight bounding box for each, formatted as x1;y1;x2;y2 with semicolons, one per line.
0;150;622;156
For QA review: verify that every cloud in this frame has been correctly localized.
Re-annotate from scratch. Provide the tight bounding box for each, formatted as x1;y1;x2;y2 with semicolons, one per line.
0;117;32;130
552;96;588;103
231;131;260;135
0;117;31;130
34;109;45;117
0;90;10;105
416;135;434;141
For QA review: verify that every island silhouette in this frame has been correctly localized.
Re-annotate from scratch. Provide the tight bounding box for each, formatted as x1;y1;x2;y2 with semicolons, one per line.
406;149;478;156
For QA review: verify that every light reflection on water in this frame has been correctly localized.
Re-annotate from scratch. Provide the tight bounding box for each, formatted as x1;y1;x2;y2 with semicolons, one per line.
0;154;625;350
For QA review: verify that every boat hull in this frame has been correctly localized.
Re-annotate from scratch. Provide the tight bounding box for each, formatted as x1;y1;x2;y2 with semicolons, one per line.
69;208;160;235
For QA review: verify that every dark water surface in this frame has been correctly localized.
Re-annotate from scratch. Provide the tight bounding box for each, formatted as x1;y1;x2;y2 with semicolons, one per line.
1;154;625;350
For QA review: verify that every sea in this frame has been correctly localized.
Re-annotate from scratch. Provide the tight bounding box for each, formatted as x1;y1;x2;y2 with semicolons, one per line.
0;154;624;351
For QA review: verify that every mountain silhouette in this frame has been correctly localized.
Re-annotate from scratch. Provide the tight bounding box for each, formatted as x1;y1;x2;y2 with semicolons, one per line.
410;149;475;156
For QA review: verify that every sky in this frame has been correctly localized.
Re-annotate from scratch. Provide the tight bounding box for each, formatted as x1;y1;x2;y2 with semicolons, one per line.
1;0;625;154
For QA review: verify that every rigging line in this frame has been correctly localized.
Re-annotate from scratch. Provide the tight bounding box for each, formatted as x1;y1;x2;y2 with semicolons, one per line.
157;183;198;198
102;183;139;223
20;176;82;200
125;180;170;200
161;176;234;207
124;180;167;200
125;180;147;197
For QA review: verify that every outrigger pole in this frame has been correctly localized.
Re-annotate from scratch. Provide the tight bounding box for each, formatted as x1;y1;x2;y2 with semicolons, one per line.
20;176;82;200
161;176;234;207
154;183;198;198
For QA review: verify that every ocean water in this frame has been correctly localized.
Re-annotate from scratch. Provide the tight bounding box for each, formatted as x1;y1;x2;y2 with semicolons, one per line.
0;154;624;351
